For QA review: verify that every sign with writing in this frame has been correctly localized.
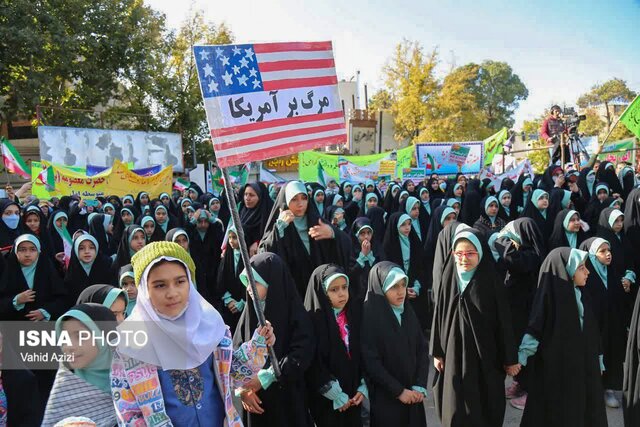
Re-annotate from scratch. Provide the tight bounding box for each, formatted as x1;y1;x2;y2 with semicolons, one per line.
298;145;414;182
415;142;483;175
194;41;346;167
402;167;426;184
263;154;299;172
38;126;183;172
379;160;397;178
31;160;172;199
338;157;379;183
448;144;471;165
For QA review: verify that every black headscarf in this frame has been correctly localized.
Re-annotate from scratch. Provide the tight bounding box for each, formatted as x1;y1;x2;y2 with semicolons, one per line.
303;264;363;425
215;230;245;331
76;284;127;311
459;179;482;226
383;183;401;213
430;220;470;302
596;161;623;196
20;205;55;261
88;213;116;257
0;235;67;321
522;191;552;244
520;247;606;426
361;261;428;426
0;199;22;248
111;225;145;280
232;252;314;427
64;236;114;304
348;217;384;302
365;206;387;248
238;182;274;246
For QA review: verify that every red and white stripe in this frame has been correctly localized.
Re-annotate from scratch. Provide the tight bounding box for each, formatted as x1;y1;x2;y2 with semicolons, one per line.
255;41;338;91
211;110;346;167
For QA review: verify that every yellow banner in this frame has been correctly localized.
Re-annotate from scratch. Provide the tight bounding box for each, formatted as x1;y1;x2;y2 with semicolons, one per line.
36;159;173;199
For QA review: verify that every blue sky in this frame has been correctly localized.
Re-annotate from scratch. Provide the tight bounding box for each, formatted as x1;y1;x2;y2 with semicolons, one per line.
146;0;639;129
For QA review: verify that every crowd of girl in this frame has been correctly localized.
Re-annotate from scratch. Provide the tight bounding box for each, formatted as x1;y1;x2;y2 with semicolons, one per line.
0;159;639;426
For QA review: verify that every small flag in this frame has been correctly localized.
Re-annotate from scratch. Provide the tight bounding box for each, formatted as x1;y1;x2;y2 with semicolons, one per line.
173;177;190;191
227;163;251;187
317;161;336;186
36;164;55;191
260;163;286;183
0;137;30;179
483;127;509;166
620;95;640;139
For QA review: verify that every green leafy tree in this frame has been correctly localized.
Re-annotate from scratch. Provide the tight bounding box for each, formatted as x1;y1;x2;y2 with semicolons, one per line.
0;0;166;127
577;78;637;133
522;117;549;173
368;89;393;111
580;108;606;137
380;40;439;141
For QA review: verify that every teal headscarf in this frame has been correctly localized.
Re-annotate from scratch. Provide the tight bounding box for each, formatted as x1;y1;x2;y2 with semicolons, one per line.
440;207;456;226
15;234;41;289
293;216;310;253
587;238;609;287
323;273;349;293
53;211;73;245
365;193;378;214
532;189;548;218
314;189;325;215
127;227;144;257
419;188;431;214
405;196;422;238
119;270;136;316
382;267;408;325
333;207;346;230
154;205;169;233
73;235;99;276
332;194;343;206
446;198;460;209
397;213;412;273
285;181;307;205
497;221;521;245
561;190;572;209
141;216;155;233
120;207;135;224
484;196;499;224
608;209;623;229
499;190;511;216
522;177;533;206
585;171;596;196
562;210;579;248
565;248;588;280
55;308;113;393
453;230;483;294
595;183;609;197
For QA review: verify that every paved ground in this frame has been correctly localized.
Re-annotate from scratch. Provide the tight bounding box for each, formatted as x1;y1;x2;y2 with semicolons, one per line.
422;363;625;426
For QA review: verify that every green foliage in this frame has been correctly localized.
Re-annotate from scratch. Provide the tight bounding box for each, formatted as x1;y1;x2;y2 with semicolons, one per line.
521;117;549;173
580;109;606;137
577;78;637;131
368;89;393;111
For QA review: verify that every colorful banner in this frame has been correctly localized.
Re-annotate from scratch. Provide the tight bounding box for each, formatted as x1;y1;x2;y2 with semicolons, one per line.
448;144;470;165
31;160;172;199
415;142;483;175
402;167;426;184
379;160;397;178
483;127;508;166
86;163;155;177
338;157;380;183
298;145;414;182
479;160;534;189
194;41;346;167
620;96;640;139
597;138;636;164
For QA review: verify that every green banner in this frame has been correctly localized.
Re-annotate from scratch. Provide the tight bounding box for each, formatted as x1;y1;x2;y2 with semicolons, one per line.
620;96;640;139
298;145;415;182
483;127;508;166
597;138;636;163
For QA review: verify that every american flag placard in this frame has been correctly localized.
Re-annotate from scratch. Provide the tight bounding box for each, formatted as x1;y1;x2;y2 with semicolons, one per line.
194;41;347;167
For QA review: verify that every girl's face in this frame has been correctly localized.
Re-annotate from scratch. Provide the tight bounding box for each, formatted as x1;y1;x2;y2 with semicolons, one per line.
288;193;308;217
501;194;512;207
612;216;624;233
326;276;349;311
453;239;480;272
56;217;68;228
174;234;189;252
352;189;362;201
16;241;38;267
143;222;155;237
105;207;115;216
121;277;138;301
523;185;532;193
61;319;98;369
398;219;411;237
315;192;325;204
111;296;127;324
597;190;608;202
121;211;133;225
332;211;344;226
130;230;146;252
123;198;133;207
443;212;457;227
452;203;460;214
228;231;239;250
486;202;499;217
384;279;407;306
420;192;429;202
537;195;549;209
3;205;19;217
210;200;221;212
367;197;378;209
410;203;420;219
244;186;259;209
196;216;210;231
454;186;463;197
78;241;96;263
344;185;352;195
140;194;149;205
189;191;198;201
595;243;612;265
181;201;191;213
567;214;581;232
161;195;170;206
358;228;372;244
335;199;344;208
573;263;589;287
399;194;408;204
431;181;439;190
392;187;400;197
406;182;415;192
155;209;167;225
25;213;40;233
147;262;190;318
247;282;268;301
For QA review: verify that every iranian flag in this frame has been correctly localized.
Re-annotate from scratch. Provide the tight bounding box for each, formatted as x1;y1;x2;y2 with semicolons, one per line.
0;138;30;179
174;177;190;191
36;164;55;191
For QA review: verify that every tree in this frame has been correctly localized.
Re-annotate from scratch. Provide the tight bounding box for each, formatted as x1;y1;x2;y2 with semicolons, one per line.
469;60;529;130
368;89;393;111
522;117;549;173
580;108;606;137
577;78;637;133
418;64;492;141
0;0;166;128
380;40;439;141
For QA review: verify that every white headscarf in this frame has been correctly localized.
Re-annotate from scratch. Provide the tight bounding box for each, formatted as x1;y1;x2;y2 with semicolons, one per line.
117;256;227;370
